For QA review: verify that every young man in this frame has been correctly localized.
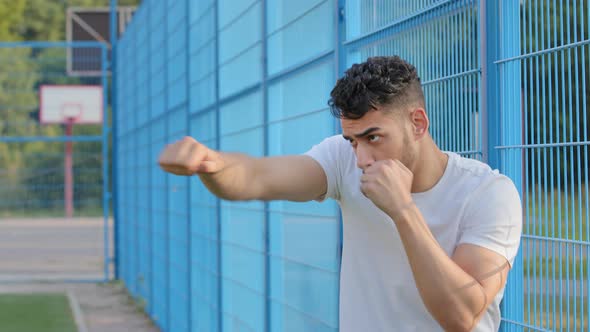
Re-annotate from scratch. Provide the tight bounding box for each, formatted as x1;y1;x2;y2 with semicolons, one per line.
159;56;522;332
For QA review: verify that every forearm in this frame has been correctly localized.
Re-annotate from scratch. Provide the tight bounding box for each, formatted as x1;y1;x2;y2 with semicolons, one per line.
391;204;487;332
198;152;263;200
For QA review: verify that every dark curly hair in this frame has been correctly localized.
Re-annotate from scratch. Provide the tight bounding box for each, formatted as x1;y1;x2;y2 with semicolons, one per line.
328;56;425;119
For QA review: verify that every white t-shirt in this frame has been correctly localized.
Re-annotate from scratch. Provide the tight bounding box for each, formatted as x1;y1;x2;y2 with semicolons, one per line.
305;135;522;332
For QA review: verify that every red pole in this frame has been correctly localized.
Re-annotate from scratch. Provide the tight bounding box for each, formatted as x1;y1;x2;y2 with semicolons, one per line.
65;121;74;218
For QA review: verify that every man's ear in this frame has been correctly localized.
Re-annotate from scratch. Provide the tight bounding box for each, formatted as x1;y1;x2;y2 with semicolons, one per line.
410;108;429;139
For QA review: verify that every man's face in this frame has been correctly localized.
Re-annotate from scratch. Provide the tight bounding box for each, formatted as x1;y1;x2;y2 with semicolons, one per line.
341;107;416;172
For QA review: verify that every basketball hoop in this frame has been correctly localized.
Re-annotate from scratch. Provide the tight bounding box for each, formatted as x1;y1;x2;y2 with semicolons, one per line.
60;102;83;124
37;85;102;219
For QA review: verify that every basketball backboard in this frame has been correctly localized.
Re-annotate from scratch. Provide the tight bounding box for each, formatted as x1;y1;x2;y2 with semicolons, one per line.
66;6;136;76
39;85;103;124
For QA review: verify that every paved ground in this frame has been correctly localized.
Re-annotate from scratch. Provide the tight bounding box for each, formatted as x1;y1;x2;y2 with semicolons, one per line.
0;282;159;332
0;217;112;281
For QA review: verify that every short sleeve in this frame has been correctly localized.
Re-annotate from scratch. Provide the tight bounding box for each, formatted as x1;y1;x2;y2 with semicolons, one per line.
303;135;345;201
458;175;523;267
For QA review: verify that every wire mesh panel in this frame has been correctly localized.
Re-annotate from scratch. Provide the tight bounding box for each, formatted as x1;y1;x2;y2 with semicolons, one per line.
219;91;266;332
266;2;340;328
0;43;111;282
496;1;590;331
188;1;221;332
189;110;220;332
135;1;152;313
114;0;590;331
117;0;341;331
344;0;481;158
217;2;265;330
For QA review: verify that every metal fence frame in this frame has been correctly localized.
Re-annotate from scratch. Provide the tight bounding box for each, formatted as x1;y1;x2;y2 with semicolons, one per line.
110;0;590;331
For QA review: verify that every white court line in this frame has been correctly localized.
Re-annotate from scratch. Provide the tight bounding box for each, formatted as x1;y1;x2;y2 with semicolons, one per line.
67;289;89;332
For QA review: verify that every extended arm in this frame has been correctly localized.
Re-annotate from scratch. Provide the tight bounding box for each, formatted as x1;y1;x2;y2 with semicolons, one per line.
159;136;327;202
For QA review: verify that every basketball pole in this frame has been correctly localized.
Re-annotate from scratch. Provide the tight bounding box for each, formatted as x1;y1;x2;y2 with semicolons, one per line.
65;119;75;218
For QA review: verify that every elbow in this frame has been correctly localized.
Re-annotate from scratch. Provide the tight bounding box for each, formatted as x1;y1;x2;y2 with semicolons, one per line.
216;192;253;201
217;190;261;201
201;180;254;201
450;321;475;332
430;287;488;332
440;312;478;332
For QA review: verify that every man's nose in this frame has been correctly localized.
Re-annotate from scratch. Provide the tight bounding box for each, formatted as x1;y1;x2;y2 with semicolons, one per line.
356;145;374;171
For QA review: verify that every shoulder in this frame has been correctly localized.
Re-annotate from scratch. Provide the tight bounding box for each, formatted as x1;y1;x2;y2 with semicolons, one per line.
304;135;355;201
305;135;354;161
446;153;521;216
317;135;350;148
448;153;516;193
450;152;496;178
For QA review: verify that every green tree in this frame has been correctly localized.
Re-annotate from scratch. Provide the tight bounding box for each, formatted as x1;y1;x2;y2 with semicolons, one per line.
0;0;26;41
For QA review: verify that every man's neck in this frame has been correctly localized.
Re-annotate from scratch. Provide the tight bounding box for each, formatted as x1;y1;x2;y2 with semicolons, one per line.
411;139;449;193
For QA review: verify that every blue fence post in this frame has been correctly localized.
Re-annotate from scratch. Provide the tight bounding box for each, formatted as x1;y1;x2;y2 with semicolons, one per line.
481;0;498;167
132;13;139;300
214;1;222;331
334;1;347;329
164;2;171;330
261;0;271;331
483;0;524;331
146;0;154;318
110;0;119;281
335;0;347;78
101;43;111;282
500;1;525;331
185;0;192;330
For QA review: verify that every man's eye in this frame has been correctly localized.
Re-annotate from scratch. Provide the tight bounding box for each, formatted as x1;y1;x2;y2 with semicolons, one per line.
368;135;380;143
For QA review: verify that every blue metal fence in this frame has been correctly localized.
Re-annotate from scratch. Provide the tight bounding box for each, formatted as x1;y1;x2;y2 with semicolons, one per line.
496;1;590;331
114;0;589;331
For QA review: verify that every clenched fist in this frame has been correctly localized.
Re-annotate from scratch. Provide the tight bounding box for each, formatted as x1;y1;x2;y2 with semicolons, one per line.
158;136;224;175
360;159;414;220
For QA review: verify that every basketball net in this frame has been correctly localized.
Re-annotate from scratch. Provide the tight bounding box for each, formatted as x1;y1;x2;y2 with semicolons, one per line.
60;102;83;123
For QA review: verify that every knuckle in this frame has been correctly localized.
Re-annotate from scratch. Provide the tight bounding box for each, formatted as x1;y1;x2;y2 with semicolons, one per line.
193;141;205;151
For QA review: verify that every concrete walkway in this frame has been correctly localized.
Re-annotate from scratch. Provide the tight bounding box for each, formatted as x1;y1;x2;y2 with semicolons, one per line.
0;282;159;332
